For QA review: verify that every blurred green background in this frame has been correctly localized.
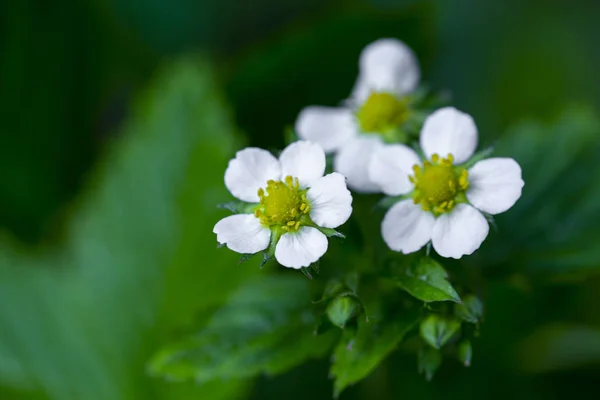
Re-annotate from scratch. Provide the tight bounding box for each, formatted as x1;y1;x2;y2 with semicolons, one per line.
1;0;600;399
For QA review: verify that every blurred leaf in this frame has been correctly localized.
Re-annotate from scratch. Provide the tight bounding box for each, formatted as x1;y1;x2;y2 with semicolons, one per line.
420;315;461;350
0;0;155;241
457;340;473;367
330;312;419;398
479;106;600;275
393;257;461;303
148;276;337;383
418;346;442;381
454;295;483;324
0;57;254;400
517;324;600;374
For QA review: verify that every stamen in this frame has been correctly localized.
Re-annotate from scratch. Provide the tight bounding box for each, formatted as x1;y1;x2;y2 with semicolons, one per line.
356;92;411;133
254;175;310;232
409;153;469;215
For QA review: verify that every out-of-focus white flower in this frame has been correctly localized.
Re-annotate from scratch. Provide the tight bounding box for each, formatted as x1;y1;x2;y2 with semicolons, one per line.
214;141;353;269
369;107;524;259
295;38;421;193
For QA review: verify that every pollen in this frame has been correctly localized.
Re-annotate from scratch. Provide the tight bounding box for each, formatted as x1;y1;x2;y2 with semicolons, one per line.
254;175;311;232
356;92;410;133
410;153;469;215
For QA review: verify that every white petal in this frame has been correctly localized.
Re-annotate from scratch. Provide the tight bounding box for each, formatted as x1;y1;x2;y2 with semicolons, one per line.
213;214;271;254
279;140;326;188
307;173;353;229
420;107;478;164
381;199;434;254
351;38;420;103
224;148;281;202
368;144;421;196
334;136;383;193
295;106;358;153
275;227;328;269
431;204;489;259
466;158;524;215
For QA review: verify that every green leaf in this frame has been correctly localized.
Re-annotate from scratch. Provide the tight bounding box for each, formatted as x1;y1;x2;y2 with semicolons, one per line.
0;57;254;400
418;346;442;381
393;257;461;303
458;340;473;367
148;276;338;383
454;294;484;323
330;312;419;398
420;315;461;349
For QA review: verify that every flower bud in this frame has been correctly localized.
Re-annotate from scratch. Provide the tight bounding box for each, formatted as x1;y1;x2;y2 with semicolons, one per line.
458;340;472;367
326;295;361;329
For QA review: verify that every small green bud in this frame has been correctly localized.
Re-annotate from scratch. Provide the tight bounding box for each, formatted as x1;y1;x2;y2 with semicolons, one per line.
454;294;483;324
458;340;472;367
326;295;361;329
420;314;461;349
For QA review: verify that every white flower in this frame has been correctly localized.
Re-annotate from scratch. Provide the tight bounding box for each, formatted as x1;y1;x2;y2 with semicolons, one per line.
213;141;353;269
368;107;524;259
294;38;420;193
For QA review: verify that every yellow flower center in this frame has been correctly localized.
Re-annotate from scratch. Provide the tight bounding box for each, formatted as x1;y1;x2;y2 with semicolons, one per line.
410;154;469;214
356;92;410;133
254;176;311;232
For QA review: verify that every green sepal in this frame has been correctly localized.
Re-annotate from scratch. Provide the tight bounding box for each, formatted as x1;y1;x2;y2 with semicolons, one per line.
260;253;271;269
418;346;442;381
217;201;258;214
483;212;497;231
458;146;494;169
374;194;413;211
300;267;313;279
316;226;345;238
420;314;461;349
260;229;282;268
310;261;320;274
238;253;256;264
